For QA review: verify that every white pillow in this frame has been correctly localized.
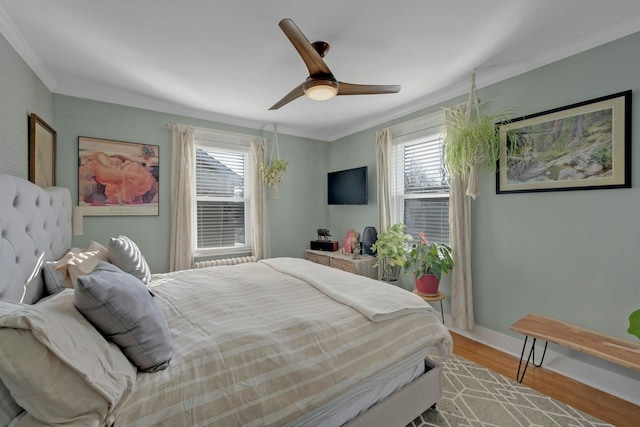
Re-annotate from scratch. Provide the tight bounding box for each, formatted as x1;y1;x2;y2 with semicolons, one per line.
0;291;136;426
64;241;109;287
108;236;152;285
43;242;108;294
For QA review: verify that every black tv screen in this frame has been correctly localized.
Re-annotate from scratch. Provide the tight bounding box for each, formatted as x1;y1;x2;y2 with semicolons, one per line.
328;166;368;205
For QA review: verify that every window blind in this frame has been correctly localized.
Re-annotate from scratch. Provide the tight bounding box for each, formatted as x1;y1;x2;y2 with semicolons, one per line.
392;133;450;245
195;145;251;254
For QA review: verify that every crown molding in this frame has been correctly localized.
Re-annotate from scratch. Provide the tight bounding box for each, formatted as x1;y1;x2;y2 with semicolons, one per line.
323;16;640;142
0;5;57;90
4;6;639;143
54;82;320;141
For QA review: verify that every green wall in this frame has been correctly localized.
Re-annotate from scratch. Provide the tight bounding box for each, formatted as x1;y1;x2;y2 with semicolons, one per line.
328;32;640;381
0;32;52;177
472;33;640;352
52;95;328;272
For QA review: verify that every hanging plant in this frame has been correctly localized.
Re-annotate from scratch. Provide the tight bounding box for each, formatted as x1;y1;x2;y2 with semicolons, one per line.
443;71;513;198
260;159;288;199
629;309;640;340
260;124;288;199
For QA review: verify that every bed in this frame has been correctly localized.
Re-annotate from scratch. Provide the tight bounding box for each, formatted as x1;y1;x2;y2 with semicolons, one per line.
0;173;452;427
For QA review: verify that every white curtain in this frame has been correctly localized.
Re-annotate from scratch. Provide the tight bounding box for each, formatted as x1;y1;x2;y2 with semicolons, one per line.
376;128;393;232
447;127;475;330
250;137;270;259
170;125;195;271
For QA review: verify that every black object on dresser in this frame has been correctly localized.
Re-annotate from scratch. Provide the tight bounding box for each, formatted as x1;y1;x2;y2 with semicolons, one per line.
310;240;339;251
361;226;378;256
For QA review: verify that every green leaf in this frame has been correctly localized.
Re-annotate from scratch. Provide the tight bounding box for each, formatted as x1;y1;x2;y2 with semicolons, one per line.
628;309;640;340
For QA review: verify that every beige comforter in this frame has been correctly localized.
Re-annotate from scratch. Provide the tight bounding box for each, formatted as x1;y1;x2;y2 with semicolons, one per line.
115;258;452;427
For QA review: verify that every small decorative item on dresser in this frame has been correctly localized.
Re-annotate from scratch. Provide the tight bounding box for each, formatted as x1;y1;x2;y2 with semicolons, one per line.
317;228;331;240
342;229;359;253
361;226;377;256
310;240;338;251
351;241;361;260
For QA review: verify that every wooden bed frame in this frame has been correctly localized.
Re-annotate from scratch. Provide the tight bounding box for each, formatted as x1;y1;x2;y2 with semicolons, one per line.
0;173;443;426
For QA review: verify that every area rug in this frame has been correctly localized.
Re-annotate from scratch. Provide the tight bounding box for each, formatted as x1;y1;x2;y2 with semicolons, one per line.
407;353;612;427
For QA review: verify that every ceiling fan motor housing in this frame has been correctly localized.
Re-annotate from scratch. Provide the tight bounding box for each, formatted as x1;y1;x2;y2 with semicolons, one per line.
303;77;339;101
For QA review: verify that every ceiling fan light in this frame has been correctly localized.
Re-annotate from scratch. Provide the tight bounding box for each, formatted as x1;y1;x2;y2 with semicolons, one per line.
304;79;339;101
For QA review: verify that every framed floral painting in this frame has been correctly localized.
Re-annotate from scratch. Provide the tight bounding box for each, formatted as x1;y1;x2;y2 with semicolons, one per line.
78;136;159;216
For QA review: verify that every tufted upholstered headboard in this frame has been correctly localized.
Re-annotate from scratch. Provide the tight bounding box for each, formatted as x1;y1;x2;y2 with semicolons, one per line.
0;173;72;304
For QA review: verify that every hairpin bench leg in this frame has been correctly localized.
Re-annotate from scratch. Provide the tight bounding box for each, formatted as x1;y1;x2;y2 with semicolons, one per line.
516;336;548;383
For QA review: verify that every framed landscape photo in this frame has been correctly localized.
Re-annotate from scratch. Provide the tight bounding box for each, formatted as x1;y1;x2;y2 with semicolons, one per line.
496;90;631;194
78;136;159;216
28;113;57;187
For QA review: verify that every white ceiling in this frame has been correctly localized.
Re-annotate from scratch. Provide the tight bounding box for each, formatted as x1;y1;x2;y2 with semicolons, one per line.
2;1;640;141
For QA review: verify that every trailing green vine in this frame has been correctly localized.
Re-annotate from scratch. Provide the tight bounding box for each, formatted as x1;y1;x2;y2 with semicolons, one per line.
260;159;288;199
260;124;288;199
442;71;514;198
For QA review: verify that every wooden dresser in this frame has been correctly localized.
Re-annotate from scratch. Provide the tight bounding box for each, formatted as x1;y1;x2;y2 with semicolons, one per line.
304;249;378;280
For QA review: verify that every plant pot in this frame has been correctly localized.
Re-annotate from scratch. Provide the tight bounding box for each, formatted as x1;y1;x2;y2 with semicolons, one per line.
415;273;440;296
380;259;401;283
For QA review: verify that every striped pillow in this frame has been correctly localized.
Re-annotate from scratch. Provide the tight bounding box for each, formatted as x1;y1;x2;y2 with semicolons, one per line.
108;236;151;285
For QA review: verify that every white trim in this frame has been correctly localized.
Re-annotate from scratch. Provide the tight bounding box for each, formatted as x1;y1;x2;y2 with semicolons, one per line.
442;313;640;406
0;5;57;90
324;16;640;142
391;112;444;146
4;5;638;142
178;124;253;147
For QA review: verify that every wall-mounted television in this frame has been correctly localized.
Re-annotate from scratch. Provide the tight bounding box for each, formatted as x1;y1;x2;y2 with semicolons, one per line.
328;166;368;205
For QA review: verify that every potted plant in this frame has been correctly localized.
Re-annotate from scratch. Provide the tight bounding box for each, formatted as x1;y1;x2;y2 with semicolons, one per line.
404;232;454;295
370;223;412;282
260;159;288;199
442;71;512;198
629;309;640;340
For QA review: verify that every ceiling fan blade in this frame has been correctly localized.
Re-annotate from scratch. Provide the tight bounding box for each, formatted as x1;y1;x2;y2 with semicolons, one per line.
337;82;401;96
279;19;331;76
269;83;305;110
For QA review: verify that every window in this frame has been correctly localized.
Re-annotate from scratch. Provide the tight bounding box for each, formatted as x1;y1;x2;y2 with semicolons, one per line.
391;131;450;245
194;133;252;257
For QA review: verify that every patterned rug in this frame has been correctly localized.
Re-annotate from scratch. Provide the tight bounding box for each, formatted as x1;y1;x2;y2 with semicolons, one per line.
407;353;612;427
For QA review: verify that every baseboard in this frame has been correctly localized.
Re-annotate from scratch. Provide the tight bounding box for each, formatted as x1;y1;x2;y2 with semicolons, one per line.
444;314;640;406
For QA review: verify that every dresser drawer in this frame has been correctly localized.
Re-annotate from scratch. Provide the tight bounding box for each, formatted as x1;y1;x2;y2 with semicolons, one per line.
305;252;331;266
330;258;357;274
304;250;378;280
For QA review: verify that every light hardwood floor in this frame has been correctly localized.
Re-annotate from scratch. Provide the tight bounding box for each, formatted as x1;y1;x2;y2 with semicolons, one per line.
451;332;640;427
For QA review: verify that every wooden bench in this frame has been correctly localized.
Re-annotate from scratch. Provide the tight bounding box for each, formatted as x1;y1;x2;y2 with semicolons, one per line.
509;314;640;382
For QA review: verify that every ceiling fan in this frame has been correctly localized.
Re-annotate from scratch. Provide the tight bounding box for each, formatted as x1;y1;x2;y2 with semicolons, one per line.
269;19;401;110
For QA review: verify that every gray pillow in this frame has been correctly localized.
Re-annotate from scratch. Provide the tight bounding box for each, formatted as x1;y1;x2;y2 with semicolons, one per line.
74;262;172;372
108;236;152;285
43;261;67;295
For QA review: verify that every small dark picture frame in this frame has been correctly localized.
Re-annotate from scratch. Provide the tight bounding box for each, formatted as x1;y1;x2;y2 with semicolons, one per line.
28;113;57;187
496;90;631;194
